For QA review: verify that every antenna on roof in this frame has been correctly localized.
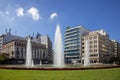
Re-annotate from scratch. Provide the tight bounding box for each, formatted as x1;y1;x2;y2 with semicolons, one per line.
9;28;11;34
5;29;7;33
32;32;34;38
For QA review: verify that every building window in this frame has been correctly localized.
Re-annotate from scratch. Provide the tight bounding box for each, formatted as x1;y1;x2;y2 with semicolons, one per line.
16;48;19;58
94;36;97;39
82;47;84;49
11;51;14;57
82;51;84;53
90;45;92;48
94;49;97;52
15;42;17;45
82;43;84;45
21;48;23;58
94;45;97;48
82;38;84;41
90;54;98;57
90;41;92;44
89;37;92;40
90;50;93;52
94;40;97;43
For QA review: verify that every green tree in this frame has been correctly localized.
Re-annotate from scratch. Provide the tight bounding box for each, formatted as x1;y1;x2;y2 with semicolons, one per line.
0;53;9;61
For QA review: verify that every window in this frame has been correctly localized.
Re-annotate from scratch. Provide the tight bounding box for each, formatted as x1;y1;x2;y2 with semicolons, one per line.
82;47;84;49
82;43;84;45
94;40;97;43
94;45;97;48
94;36;97;39
16;48;19;58
12;51;14;55
90;41;92;44
90;37;92;40
90;54;98;57
94;49;97;52
90;45;92;48
15;42;17;46
82;38;84;41
21;48;23;58
90;50;93;52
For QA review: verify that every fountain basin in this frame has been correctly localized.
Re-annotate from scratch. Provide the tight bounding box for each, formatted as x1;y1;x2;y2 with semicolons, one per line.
0;64;119;70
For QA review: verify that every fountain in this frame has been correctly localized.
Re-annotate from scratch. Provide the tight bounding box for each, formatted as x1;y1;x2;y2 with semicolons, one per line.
84;39;90;66
40;60;42;66
54;24;64;67
26;37;33;67
0;26;117;70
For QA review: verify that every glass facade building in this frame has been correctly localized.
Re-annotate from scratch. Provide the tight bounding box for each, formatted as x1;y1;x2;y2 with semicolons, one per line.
64;25;89;63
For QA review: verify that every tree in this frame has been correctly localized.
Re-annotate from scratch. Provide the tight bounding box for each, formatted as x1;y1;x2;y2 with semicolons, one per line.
109;56;120;65
0;53;9;61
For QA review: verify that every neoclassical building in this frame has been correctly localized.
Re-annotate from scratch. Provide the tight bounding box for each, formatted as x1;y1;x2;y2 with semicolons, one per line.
2;39;46;64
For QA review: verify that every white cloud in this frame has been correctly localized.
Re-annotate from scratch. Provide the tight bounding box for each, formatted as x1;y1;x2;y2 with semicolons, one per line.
0;11;10;15
16;7;40;21
27;7;40;21
5;11;10;15
50;12;58;20
16;7;24;16
0;11;3;15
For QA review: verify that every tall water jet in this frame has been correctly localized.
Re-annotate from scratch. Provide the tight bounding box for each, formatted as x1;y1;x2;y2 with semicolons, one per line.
40;60;42;66
26;37;33;67
84;39;90;66
54;24;64;67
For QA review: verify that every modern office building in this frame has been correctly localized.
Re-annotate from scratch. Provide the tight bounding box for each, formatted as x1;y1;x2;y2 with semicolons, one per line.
82;29;114;63
2;39;46;64
64;25;89;63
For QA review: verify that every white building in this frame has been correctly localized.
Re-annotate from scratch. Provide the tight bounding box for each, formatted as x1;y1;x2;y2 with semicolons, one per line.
40;35;53;63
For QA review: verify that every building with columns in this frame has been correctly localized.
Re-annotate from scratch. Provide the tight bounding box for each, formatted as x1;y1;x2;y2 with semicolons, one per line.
32;33;53;63
2;39;46;64
40;35;53;63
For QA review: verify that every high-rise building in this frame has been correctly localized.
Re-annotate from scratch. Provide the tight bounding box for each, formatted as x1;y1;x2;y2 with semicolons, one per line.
64;25;89;63
82;29;114;64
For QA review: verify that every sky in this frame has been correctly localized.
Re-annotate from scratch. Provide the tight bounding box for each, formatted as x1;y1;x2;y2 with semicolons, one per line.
0;0;120;43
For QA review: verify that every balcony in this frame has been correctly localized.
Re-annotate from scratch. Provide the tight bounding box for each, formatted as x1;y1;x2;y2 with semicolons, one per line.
65;48;79;51
65;51;79;54
65;33;79;39
65;44;78;47
65;30;78;35
65;37;78;42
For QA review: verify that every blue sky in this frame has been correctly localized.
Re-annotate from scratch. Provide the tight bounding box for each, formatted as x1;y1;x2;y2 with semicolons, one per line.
0;0;120;43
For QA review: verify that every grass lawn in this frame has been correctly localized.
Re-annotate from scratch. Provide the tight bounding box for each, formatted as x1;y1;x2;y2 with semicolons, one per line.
0;68;120;80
